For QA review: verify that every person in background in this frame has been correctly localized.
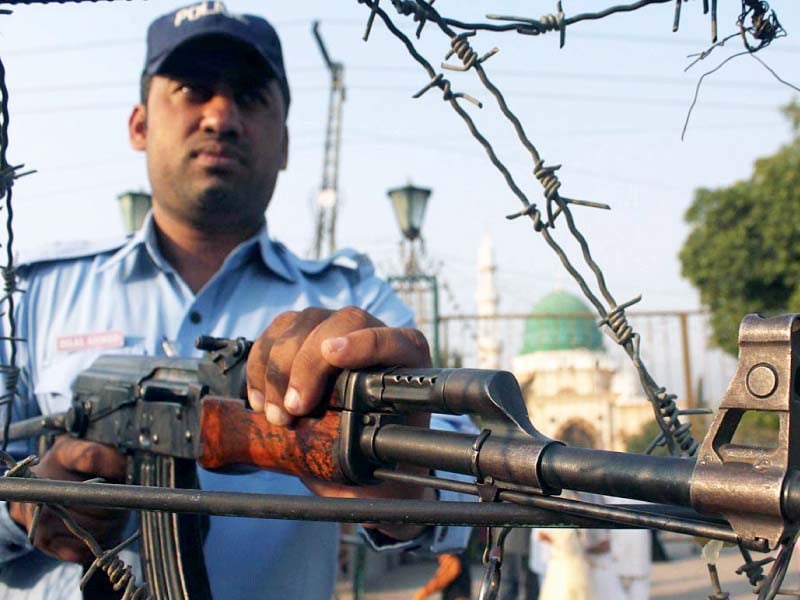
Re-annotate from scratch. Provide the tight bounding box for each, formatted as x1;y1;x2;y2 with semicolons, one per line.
413;553;471;600
534;492;625;600
611;520;652;598
499;527;539;600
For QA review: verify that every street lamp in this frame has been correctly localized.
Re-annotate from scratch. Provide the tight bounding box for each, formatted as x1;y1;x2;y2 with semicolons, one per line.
386;183;431;243
385;182;440;367
386;183;431;275
117;191;152;233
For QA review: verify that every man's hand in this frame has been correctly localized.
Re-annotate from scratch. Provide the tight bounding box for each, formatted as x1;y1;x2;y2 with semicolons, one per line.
246;306;431;425
246;306;436;541
8;436;128;564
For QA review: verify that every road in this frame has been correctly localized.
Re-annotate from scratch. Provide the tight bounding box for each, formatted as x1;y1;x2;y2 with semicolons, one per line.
334;545;800;599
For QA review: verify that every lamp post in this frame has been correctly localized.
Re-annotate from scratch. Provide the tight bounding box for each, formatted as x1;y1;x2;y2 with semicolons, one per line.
386;183;430;275
117;191;151;234
385;183;440;367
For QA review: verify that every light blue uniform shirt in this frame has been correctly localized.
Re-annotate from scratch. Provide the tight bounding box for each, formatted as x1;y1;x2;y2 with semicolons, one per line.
0;214;470;599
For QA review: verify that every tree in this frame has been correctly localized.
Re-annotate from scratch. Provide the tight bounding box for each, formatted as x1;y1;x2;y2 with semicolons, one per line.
680;101;800;355
625;420;670;455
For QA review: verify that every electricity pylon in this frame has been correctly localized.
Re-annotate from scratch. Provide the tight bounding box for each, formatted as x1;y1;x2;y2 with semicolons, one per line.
311;21;345;259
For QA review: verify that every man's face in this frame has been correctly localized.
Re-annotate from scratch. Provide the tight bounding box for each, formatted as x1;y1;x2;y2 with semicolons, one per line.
129;38;288;234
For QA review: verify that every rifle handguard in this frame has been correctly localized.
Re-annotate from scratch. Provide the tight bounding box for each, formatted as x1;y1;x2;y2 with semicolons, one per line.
197;397;347;482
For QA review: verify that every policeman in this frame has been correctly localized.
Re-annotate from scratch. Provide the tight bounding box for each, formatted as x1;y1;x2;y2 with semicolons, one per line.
0;3;467;597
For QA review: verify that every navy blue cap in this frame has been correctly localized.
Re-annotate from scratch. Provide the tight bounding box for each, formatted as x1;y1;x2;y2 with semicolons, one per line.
144;2;290;108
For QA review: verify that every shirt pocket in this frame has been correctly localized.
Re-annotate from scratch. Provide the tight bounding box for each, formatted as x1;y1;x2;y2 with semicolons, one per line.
34;344;147;415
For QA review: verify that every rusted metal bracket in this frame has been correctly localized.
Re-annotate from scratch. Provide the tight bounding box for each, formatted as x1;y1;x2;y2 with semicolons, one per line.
691;314;800;549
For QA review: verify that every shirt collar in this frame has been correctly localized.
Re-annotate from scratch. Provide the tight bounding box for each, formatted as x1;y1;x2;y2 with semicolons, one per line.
98;211;296;283
229;221;296;283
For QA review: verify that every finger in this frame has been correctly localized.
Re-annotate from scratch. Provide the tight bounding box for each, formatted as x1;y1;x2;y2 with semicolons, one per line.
320;326;431;370
245;311;298;412
262;308;334;424
283;307;384;417
247;308;334;425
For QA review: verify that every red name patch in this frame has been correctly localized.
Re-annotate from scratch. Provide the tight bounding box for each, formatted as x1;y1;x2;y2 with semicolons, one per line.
56;330;125;353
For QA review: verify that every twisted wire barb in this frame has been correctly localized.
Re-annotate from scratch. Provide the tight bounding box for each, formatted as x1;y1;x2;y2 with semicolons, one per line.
0;9;31;457
383;0;763;48
383;0;708;47
359;0;701;457
739;0;785;52
681;1;792;140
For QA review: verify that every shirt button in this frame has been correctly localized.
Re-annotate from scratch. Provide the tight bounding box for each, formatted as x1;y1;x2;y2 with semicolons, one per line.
189;311;202;324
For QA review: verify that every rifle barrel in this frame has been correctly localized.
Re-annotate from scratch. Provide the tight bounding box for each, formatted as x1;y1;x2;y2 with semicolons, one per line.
371;425;694;507
539;443;694;506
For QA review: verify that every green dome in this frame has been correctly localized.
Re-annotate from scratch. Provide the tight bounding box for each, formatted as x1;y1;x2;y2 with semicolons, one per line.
520;291;602;354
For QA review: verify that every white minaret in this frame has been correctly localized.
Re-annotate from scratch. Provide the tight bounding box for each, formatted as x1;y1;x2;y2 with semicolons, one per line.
477;233;502;369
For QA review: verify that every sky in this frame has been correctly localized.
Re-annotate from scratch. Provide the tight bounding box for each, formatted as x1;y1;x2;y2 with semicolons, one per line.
0;1;798;397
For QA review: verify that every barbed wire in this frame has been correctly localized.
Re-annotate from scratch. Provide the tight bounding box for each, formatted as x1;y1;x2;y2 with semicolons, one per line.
357;2;798;596
0;5;149;596
358;0;712;458
0;8;37;454
680;1;793;139
0;450;151;598
376;0;719;46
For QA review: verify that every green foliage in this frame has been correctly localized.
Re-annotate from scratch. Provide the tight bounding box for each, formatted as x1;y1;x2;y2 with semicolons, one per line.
680;101;800;355
731;410;780;447
625;420;669;456
782;99;800;133
627;412;779;455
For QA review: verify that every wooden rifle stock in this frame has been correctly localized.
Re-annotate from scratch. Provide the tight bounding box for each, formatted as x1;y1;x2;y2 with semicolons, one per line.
197;397;348;482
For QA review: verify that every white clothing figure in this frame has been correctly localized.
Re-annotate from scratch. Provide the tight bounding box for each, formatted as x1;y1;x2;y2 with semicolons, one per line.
611;529;651;600
608;496;652;600
537;529;592;600
532;491;627;600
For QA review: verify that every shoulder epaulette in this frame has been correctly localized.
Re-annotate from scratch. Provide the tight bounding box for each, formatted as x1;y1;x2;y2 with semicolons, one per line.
15;235;131;269
294;247;374;276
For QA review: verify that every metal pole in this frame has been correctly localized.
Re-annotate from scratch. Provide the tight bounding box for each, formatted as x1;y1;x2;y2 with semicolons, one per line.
679;311;695;410
310;21;345;259
0;476;685;528
430;274;440;368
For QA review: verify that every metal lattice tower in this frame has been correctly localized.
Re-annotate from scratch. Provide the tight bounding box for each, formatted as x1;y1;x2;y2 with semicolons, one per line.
311;21;345;259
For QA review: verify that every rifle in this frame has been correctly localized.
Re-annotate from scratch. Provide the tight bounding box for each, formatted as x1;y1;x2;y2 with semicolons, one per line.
2;312;800;599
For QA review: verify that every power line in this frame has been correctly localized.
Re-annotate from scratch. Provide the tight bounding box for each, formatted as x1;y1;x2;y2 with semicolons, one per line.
0;37;141;57
288;120;785;157
10;65;797;97
13;178;138;202
344;65;796;90
570;30;799;52
316;84;790;110
12;79;133;95
13;85;787;116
